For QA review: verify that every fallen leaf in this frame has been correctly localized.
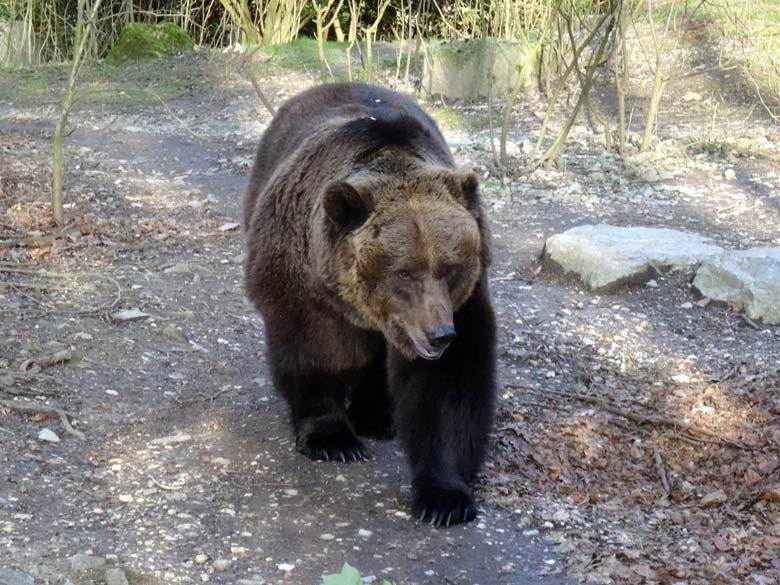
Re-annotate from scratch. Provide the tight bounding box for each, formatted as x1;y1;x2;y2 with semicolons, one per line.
744;468;762;485
632;563;657;579
713;536;731;551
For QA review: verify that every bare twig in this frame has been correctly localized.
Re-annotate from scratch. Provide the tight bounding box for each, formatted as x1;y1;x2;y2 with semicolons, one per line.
126;462;183;491
246;69;277;116
0;268;122;315
0;399;85;440
0;223;77;248
654;448;671;496
20;350;73;373
508;384;757;450
736;313;761;330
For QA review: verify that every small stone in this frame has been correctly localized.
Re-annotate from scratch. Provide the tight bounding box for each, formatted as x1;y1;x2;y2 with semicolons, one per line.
236;580;266;585
217;222;240;232
724;168;736;181
111;308;150;321
646;279;659;288
194;554;209;565
118;494;133;503
679;302;693;309
151;432;192;446
69;554;106;572
105;568;130;585
213;559;231;572
701;489;728;505
319;533;335;540
358;528;373;538
211;457;231;466
38;428;60;443
682;91;702;102
672;374;690;384
283;488;298;497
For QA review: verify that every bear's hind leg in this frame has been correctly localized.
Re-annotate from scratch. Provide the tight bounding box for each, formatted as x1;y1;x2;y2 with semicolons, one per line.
273;367;368;463
347;350;395;440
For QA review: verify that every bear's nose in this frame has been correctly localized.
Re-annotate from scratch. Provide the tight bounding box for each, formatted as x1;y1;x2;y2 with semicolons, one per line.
428;325;456;350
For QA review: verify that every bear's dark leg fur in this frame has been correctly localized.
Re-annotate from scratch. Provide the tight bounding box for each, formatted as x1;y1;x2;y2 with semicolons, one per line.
388;280;496;527
269;356;368;463
347;349;395;440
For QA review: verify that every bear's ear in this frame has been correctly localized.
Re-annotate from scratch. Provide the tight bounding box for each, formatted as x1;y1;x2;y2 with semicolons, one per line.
322;181;373;232
443;170;480;212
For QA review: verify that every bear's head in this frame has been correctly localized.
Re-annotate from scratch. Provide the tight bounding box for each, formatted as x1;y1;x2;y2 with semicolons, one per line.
319;168;487;361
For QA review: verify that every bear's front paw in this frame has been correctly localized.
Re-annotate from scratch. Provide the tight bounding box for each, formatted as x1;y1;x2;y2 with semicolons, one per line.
412;482;477;528
294;416;369;463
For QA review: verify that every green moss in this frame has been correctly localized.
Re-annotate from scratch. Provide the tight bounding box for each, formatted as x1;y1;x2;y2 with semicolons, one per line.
431;106;492;132
106;22;193;65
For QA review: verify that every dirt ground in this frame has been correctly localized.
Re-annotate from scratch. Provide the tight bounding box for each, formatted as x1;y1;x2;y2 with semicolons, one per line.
1;38;780;585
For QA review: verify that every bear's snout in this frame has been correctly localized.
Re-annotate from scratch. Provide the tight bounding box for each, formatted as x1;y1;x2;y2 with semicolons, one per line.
428;325;456;350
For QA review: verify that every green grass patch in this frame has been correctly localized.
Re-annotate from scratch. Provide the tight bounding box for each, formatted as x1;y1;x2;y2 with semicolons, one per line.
0;52;210;107
106;22;193;65
253;38;348;73
431;106;493;132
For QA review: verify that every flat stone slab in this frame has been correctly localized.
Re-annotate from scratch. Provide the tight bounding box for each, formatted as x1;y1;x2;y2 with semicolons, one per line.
0;569;35;585
544;224;723;290
693;248;780;324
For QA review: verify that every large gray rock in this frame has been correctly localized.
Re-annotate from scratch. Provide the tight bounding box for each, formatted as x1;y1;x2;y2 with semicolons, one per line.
544;224;724;290
421;38;537;102
0;568;35;585
693;248;780;324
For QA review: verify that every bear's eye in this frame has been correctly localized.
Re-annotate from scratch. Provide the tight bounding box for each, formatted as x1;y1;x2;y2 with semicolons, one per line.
397;270;413;281
444;264;460;285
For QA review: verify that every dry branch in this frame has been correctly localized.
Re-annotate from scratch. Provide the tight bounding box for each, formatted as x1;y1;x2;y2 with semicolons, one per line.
507;383;757;450
654;448;671;496
0;399;85;440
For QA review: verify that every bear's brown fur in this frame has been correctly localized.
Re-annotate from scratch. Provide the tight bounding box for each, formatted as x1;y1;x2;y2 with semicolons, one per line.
244;83;496;526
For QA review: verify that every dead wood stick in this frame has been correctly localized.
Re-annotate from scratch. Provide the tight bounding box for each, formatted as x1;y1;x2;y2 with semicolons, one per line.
0;281;66;291
738;314;761;330
0;223;77;248
508;384;756;450
20;349;73;372
654;449;671;497
125;462;183;491
0;269;122;315
0;399;85;440
247;70;277;116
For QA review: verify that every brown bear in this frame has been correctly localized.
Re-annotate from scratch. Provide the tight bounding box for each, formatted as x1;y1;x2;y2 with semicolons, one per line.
243;83;496;527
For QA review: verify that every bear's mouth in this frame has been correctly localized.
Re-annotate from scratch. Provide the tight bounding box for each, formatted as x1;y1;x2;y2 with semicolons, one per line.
389;318;449;361
410;337;448;361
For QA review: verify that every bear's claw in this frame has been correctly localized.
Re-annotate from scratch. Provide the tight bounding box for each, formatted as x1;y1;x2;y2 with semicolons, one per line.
295;433;369;463
413;484;477;528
